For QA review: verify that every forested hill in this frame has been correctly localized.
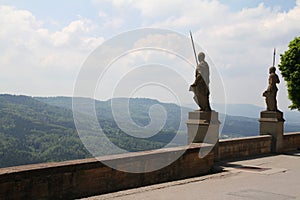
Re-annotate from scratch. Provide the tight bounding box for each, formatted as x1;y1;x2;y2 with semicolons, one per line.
0;94;91;168
1;94;300;168
0;95;186;168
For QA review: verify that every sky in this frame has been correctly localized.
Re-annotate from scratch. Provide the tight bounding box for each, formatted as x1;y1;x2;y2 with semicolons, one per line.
0;0;299;111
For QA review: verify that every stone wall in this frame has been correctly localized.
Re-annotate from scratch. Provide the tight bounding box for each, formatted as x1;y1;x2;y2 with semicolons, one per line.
0;143;214;200
218;135;272;160
283;132;300;152
1;132;300;200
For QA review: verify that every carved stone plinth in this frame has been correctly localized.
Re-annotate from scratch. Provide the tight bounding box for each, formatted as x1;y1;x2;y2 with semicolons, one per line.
187;111;220;144
259;111;285;153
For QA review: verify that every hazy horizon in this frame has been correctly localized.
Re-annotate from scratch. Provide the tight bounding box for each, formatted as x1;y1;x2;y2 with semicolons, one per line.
3;93;300;114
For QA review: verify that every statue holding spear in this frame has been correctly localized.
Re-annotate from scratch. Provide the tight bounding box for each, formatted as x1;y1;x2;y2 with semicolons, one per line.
263;48;280;111
189;31;211;111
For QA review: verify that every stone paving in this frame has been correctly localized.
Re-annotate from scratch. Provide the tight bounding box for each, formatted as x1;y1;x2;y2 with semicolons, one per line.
83;151;300;200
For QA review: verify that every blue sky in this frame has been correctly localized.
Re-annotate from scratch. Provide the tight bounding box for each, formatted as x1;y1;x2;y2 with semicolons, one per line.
0;0;299;111
0;0;296;34
220;0;295;11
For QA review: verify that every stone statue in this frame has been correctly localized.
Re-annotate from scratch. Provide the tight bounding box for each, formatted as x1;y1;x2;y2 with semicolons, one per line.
263;66;280;111
189;52;211;111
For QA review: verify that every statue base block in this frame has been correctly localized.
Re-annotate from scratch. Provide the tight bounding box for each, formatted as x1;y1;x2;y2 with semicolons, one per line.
259;111;285;153
260;111;284;122
187;110;220;144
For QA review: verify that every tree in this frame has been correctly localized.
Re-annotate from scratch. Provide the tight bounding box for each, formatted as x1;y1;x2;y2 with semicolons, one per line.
278;36;300;111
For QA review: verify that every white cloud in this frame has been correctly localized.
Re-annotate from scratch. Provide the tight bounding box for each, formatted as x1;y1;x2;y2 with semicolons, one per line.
103;17;124;29
99;0;300;109
1;1;299;110
0;5;104;96
97;10;124;29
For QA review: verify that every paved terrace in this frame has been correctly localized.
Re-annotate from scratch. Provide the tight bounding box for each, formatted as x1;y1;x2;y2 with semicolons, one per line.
84;151;300;200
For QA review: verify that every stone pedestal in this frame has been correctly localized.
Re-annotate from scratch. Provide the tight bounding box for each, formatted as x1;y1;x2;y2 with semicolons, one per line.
187;111;220;144
259;111;285;153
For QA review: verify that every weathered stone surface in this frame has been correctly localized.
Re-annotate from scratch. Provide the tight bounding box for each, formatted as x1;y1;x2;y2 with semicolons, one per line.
283;132;300;152
259;111;285;153
0;143;214;200
218;135;272;160
1;131;299;199
187;110;220;144
260;110;284;121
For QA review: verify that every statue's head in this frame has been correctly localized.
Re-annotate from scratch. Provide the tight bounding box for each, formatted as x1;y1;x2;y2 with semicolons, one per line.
198;52;205;61
269;66;276;74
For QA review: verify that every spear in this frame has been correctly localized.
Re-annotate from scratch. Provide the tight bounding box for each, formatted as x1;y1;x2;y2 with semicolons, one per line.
190;31;199;66
273;48;276;67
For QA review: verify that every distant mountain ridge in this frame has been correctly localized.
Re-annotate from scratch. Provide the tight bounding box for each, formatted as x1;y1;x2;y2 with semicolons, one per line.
212;103;300;123
37;96;300;136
